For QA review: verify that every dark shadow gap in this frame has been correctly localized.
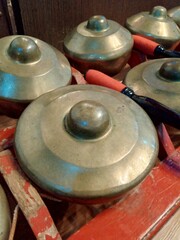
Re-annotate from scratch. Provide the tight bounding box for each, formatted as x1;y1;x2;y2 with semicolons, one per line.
11;0;24;34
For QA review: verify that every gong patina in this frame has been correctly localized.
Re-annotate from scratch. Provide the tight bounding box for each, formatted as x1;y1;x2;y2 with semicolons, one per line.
15;85;158;203
63;15;133;75
0;35;72;102
126;6;180;49
168;6;180;27
124;58;180;113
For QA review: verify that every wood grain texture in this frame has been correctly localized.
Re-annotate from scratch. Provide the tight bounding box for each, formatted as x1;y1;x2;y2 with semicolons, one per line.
18;0;180;51
0;0;11;37
153;209;180;240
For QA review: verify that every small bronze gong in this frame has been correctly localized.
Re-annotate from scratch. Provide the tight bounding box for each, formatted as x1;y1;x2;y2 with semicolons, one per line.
124;58;180;113
0;35;72;102
126;6;180;49
63;15;133;75
0;35;72;117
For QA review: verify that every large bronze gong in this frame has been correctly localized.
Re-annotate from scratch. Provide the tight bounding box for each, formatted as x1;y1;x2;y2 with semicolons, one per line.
15;85;158;203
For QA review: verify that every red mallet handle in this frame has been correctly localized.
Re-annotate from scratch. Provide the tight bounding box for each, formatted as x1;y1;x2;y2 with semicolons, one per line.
86;70;126;92
132;35;159;56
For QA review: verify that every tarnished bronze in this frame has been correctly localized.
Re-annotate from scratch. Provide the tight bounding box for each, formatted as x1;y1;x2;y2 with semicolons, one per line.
124;58;180;113
0;185;11;240
64;100;111;139
168;6;180;27
15;85;158;203
63;15;133;75
126;6;180;49
0;35;72;117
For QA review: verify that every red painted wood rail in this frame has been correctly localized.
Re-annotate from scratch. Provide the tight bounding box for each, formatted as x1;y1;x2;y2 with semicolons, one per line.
0;116;16;151
0;150;62;240
68;161;180;240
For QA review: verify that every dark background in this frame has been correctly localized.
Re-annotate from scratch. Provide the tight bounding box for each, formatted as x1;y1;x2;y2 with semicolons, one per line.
0;0;179;51
0;1;179;239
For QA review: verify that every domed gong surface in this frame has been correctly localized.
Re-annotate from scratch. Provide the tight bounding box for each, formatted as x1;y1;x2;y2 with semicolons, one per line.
124;58;180;113
63;15;133;75
15;85;158;203
126;6;180;49
0;35;72;102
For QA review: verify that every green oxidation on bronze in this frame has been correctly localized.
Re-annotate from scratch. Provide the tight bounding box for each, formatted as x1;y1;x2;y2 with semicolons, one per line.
64;100;111;139
63;15;133;75
8;37;41;63
150;6;167;18
0;185;11;240
0;35;72;102
126;6;180;49
86;15;109;32
15;85;158;203
168;6;180;27
124;58;180;113
158;60;180;81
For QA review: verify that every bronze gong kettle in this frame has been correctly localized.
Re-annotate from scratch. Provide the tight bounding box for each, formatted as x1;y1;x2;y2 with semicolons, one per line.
124;58;180;114
126;6;180;49
14;84;159;204
0;35;72;117
63;15;133;76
